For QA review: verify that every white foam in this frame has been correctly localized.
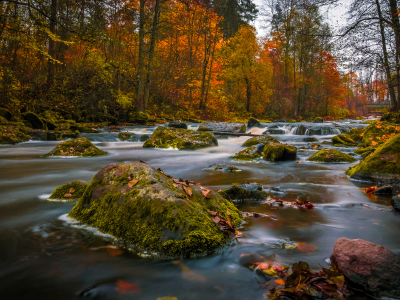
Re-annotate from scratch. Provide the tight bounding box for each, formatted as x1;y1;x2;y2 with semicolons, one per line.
58;214;114;239
38;194;52;200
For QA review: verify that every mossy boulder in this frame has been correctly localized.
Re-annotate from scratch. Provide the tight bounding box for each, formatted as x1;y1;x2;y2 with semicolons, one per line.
68;162;242;258
41;118;56;130
307;149;357;163
346;134;400;185
332;128;364;146
0;125;30;144
22;112;45;129
263;142;297;162
242;135;279;147
45;137;108;157
362;122;399;146
129;111;149;124
314;117;323;123
230;145;262;161
354;146;377;156
247;118;261;128
0;108;12;121
48;181;88;202
118;132;137;141
220;184;267;201
143;126;218;150
381;112;400;124
198;122;246;133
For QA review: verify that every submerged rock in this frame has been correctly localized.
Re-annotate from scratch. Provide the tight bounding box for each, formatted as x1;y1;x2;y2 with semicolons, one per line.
68;162;242;258
230;145;262;161
330;238;400;299
307;149;357;163
242;135;279;147
270;186;285;194
198;122;246;133
247;118;261;128
263;142;297;162
143;126;217;150
48;181;88;202
118;132;138;141
373;185;393;195
168;120;187;129
392;195;400;212
140;134;150;142
0;124;30;144
346;134;400;185
263;129;286;135
45;137;108;157
219;184;267;201
204;164;240;172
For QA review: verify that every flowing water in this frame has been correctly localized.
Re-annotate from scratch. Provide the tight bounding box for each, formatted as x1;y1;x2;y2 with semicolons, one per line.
1;121;399;300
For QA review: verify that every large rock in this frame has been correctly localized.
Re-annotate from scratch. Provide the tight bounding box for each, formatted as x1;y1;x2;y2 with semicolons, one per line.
168;120;187;129
143;126;217;150
332;128;363;146
392;194;400;211
230;145;262;161
307;149;357;163
346;134;400;185
68;162;242;258
48;181;88;202
381;112;400;124
0;108;12;121
45;137;108;157
263;142;297;162
247;118;260;129
242;135;279;147
0;124;30;144
22;112;46;129
198;122;246;133
330;238;400;299
220;183;267;201
362;122;397;146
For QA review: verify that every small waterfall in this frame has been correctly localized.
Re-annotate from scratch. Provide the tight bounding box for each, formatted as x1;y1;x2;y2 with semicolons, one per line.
304;128;310;135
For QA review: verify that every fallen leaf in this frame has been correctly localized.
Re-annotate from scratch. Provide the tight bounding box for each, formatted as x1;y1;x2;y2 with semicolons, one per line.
115;280;140;294
183;185;192;197
275;278;286;285
212;216;221;224
227;210;230;215
364;186;378;194
107;245;124;256
297;242;317;253
69;187;75;194
64;193;72;198
258;263;269;270
173;183;179;188
128;179;139;187
202;189;211;198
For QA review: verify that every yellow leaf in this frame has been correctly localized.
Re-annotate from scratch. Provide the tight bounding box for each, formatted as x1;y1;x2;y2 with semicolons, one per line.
128;179;139;187
275;278;285;285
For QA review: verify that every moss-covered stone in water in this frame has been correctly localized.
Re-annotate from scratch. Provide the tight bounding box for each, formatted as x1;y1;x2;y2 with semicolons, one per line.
143;126;218;150
242;135;279;147
219;185;267;201
263;142;297;162
68;162;242;258
362;122;399;146
332;128;364;146
354;146;377;155
230;146;261;161
0;125;31;144
48;181;88;201
45;137;108;157
381;112;400;124
346;133;400;184
22;112;45;129
307;149;357;163
118;132;136;141
314;117;323;123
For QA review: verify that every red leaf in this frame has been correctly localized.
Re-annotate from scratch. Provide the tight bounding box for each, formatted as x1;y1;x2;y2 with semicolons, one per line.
115;280;140;294
212;216;220;224
107;245;124;257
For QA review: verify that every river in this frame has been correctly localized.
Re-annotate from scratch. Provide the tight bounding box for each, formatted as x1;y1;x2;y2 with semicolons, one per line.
0;121;399;300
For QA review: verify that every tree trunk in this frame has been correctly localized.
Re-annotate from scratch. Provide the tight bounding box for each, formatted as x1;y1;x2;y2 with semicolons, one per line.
389;0;400;109
143;0;160;111
204;36;217;109
136;0;146;112
245;77;251;112
48;0;57;85
199;27;209;110
375;0;397;108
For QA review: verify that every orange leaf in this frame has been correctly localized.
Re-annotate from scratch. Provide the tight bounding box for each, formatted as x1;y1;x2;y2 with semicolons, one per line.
258;263;269;270
69;187;75;194
202;189;211;198
297;242;317;253
183;185;192;197
115;280;140;294
275;278;285;285
64;193;72;198
107;245;124;257
128;179;139;187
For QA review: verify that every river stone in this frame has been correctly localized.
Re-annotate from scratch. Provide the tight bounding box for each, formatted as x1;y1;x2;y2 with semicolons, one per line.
263;129;286;135
48;181;88;202
230;145;262;160
168;120;187;129
143;126;217;150
392;195;400;212
373;185;393;195
45;137;108;157
307;149;357;163
198;122;246;133
0;124;30;144
314;117;323;123
330;238;400;299
68;162;242;258
220;184;267;201
263;142;297;162
118;132;138;141
22;112;46;130
346;134;400;185
242;135;279;147
247;118;261;128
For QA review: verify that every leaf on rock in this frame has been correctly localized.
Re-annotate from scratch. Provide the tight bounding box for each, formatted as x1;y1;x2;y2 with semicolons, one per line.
364;186;378;194
183;185;192;197
258;263;269;270
64;193;72;198
275;278;285;285
212;216;221;224
69;187;75;194
202;189;211;198
128;179;139;187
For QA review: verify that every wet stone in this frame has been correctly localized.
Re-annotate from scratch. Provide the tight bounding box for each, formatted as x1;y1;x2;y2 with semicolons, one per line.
373;185;393;195
168;120;187;129
392;195;400;212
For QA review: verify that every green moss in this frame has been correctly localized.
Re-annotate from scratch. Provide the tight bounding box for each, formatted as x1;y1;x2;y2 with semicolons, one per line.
242;135;279;147
307;149;357;163
346;133;400;184
230;146;261;161
331;128;364;146
362;122;398;146
381;112;400;124
45;137;108;157
143;126;218;150
22;112;45;129
129;111;149;124
263;142;297;162
48;181;88;201
354;146;377;155
361;120;377;125
0;124;30;144
118;132;136;140
219;185;267;201
68;162;242;258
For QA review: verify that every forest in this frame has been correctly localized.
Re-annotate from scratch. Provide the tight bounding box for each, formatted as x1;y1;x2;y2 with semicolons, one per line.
1;0;400;124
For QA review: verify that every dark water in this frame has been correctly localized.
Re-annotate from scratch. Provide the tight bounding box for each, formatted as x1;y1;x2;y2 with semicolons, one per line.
0;121;399;300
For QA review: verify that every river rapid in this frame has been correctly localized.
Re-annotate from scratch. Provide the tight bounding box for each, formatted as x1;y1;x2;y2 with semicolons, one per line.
0;121;399;300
